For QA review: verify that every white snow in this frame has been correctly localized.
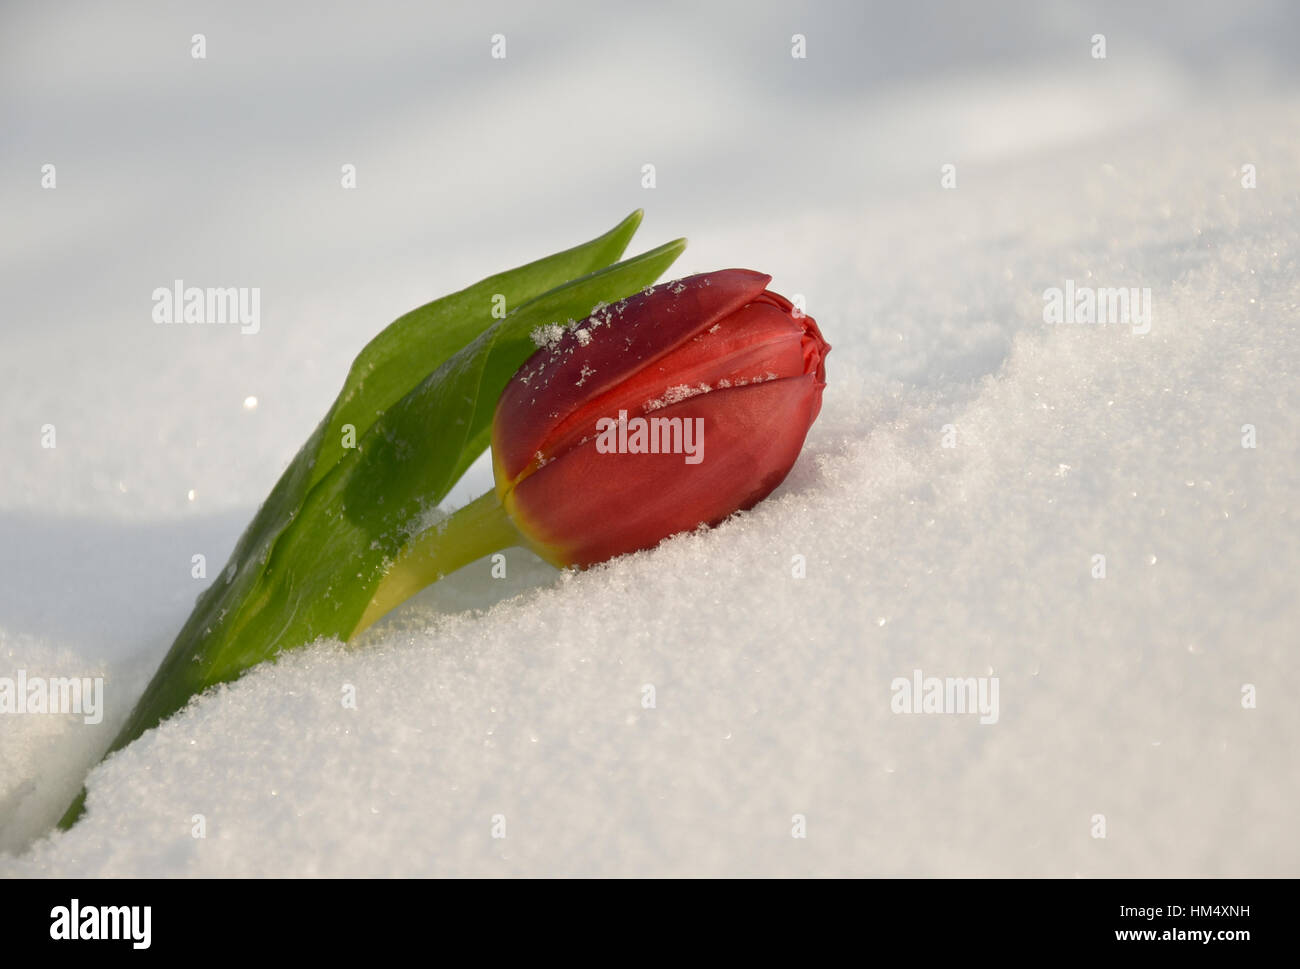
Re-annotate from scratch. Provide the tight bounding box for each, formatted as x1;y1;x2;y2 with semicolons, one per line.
1;2;1298;875
643;383;713;412
529;323;567;350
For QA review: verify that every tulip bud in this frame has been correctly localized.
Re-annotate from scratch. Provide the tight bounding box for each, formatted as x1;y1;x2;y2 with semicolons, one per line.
492;269;829;567
356;269;829;636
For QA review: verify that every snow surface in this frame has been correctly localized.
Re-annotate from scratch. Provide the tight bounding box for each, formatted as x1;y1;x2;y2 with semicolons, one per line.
2;1;1298;874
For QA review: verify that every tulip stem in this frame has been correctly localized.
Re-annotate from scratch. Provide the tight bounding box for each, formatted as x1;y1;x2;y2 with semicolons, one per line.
352;489;520;637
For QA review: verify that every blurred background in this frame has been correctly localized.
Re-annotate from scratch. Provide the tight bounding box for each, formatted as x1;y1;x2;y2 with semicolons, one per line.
3;0;1298;518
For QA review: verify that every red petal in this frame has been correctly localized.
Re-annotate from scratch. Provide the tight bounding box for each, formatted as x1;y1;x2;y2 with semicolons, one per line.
493;269;771;485
504;374;824;567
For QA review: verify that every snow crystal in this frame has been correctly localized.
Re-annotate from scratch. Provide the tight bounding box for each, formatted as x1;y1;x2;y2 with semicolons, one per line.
529;323;566;350
643;383;712;412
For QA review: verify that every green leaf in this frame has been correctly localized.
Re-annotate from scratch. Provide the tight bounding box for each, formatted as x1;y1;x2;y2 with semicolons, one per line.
58;214;661;828
310;210;646;487
218;236;687;675
62;234;686;829
176;212;644;672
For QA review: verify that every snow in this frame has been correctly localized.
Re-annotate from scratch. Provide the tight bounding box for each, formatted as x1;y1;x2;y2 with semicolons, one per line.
2;2;1298;874
529;323;568;350
643;383;713;411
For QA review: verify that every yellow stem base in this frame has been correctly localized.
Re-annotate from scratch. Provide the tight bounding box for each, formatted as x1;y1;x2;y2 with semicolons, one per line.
352;489;520;637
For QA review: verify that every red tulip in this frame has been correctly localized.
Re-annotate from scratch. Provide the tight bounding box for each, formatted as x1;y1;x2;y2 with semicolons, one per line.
355;268;830;633
492;269;830;567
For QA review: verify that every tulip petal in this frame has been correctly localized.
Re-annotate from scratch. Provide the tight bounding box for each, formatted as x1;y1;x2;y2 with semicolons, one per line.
504;374;824;567
493;269;772;484
508;300;818;484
